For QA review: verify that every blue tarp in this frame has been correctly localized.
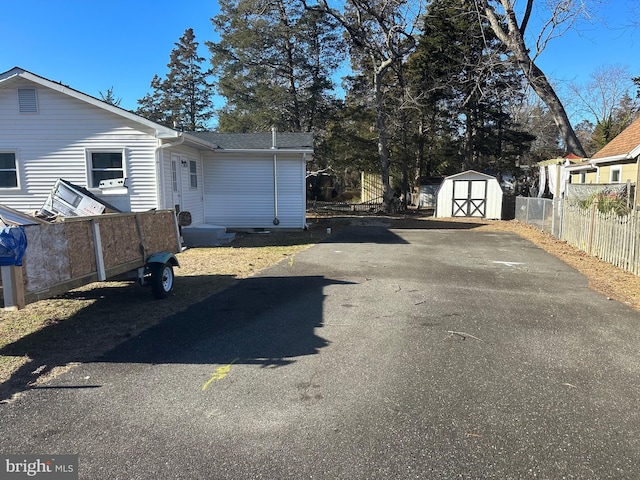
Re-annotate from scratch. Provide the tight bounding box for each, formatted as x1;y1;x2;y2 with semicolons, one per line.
0;226;27;266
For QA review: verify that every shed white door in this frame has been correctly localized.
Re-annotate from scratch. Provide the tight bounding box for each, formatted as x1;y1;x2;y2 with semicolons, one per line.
452;179;487;217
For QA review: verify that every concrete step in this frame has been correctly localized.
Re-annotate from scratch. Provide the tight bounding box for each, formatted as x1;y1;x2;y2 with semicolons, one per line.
181;224;236;247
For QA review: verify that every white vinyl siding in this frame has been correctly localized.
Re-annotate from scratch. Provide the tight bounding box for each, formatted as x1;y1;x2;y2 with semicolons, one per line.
203;153;306;229
0;79;161;213
162;149;204;226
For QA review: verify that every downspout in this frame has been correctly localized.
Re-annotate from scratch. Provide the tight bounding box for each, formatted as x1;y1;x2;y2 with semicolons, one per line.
272;127;279;225
155;134;185;209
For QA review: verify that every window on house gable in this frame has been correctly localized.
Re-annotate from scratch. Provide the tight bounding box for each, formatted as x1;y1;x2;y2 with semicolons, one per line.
18;88;38;113
189;160;198;189
0;152;18;188
89;151;124;188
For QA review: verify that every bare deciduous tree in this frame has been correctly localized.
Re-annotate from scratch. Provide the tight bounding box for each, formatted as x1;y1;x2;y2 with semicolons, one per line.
474;0;591;157
570;64;639;127
303;0;424;211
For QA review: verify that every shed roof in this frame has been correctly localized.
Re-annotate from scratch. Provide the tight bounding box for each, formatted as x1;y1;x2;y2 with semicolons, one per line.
592;116;640;160
443;170;498;181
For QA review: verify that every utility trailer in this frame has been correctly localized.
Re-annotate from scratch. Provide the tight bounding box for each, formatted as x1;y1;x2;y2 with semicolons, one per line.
1;209;181;311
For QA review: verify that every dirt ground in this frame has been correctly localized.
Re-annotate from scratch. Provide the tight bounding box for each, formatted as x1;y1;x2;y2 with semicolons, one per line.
1;211;639;395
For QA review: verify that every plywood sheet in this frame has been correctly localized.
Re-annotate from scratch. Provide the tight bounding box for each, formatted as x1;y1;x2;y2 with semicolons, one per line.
23;223;72;292
96;215;143;269
66;220;96;277
18;210;178;303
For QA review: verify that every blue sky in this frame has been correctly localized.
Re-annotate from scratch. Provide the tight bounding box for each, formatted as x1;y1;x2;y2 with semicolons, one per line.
1;0;638;124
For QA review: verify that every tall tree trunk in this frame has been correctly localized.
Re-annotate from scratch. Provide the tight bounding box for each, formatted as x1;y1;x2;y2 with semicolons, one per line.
374;66;395;211
519;57;586;156
479;0;587;157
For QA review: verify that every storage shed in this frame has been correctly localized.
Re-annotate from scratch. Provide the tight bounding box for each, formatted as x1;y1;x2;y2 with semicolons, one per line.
436;170;503;219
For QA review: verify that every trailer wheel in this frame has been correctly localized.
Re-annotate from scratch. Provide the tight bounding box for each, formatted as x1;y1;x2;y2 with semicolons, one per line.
150;262;174;299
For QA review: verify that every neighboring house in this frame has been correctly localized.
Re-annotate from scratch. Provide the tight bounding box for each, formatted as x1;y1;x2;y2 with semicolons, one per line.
536;154;582;198
567;117;640;185
0;67;312;234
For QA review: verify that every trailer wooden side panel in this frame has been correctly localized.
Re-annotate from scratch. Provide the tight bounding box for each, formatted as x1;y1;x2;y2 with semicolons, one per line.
96;214;144;269
2;210;179;309
66;221;96;277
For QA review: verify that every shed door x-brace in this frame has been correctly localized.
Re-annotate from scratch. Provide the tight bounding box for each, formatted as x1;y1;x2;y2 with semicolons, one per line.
452;179;487;217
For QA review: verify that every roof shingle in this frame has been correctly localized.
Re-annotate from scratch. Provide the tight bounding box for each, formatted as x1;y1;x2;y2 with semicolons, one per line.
591;116;640;160
188;132;314;150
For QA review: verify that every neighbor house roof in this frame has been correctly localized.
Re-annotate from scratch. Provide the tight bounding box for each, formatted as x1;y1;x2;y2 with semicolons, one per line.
591;116;640;162
188;132;314;151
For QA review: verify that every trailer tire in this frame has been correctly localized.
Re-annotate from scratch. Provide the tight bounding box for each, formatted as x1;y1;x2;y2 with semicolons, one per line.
150;262;174;299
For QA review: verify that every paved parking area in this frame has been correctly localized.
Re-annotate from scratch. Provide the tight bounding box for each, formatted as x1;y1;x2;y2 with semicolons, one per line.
1;225;639;479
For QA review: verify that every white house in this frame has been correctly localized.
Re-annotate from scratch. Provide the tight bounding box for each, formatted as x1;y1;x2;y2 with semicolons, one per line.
436;170;503;219
0;67;313;238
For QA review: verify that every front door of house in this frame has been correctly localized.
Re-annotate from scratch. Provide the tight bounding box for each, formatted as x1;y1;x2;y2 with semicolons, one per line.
452;179;487;217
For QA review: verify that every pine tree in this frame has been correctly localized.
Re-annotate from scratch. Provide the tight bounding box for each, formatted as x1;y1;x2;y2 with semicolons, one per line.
208;0;342;133
99;87;122;107
407;0;533;175
137;28;214;131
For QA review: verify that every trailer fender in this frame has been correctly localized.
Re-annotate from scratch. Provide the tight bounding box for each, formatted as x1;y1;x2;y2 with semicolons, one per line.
146;252;180;268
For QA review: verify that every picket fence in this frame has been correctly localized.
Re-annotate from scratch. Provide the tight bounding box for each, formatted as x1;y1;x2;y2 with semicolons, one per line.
561;202;640;275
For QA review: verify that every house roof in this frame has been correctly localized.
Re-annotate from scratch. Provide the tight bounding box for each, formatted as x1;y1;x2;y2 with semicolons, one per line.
591;116;640;161
188;132;314;151
0;67;315;154
0;67;180;138
0;67;219;151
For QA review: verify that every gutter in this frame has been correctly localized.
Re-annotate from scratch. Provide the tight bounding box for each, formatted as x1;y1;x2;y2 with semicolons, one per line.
272;127;279;225
212;148;313;155
155;135;186;209
589;153;630;165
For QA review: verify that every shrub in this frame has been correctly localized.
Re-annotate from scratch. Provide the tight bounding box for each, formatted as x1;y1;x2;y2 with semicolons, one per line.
576;192;631;216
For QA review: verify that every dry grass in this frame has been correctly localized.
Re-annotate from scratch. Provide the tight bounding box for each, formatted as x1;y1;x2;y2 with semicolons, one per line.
1;212;639;398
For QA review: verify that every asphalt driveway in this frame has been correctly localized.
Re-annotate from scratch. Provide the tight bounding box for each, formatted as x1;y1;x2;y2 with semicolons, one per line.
1;224;639;479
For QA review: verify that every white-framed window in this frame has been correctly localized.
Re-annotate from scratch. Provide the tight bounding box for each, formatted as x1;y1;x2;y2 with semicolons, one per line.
171;160;178;192
0;152;19;188
88;150;125;188
17;88;38;113
189;160;198;189
610;166;622;183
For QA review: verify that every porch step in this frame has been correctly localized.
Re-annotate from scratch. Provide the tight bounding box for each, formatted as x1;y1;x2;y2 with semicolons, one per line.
181;224;236;247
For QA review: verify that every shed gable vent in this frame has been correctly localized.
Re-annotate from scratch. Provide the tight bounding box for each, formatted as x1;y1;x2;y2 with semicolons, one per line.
18;88;38;113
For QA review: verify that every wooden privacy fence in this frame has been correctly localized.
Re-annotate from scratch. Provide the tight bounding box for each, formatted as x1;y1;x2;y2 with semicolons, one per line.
562;202;640;275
